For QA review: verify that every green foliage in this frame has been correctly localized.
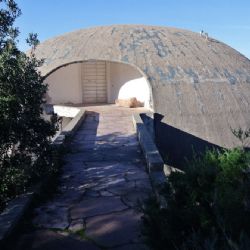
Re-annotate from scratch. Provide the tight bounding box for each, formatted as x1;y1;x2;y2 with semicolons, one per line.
26;32;39;49
0;0;21;49
0;0;57;211
142;148;250;250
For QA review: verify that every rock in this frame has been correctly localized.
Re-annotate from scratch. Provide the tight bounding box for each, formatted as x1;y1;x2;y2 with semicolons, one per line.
115;97;144;108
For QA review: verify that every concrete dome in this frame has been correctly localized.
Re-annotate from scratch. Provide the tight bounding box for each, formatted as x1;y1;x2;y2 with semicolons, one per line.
35;24;250;150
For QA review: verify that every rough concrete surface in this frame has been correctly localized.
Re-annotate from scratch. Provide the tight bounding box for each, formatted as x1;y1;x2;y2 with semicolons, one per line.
35;24;250;148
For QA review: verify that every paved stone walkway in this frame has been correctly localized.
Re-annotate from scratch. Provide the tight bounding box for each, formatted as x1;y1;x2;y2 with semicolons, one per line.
15;106;152;250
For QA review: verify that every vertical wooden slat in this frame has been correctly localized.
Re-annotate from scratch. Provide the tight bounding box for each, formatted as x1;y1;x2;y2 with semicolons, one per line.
82;61;107;104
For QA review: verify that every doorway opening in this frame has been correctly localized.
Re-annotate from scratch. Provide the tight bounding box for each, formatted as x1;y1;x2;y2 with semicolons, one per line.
45;60;153;109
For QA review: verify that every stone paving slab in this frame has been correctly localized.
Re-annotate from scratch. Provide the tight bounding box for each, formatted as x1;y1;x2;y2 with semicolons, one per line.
33;204;69;230
121;190;150;208
96;180;136;196
112;243;149;250
68;143;143;152
70;196;128;220
65;152;143;162
14;230;100;250
13;106;152;250
85;209;143;248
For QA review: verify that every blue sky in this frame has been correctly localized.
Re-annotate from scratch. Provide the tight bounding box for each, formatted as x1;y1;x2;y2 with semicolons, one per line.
15;0;250;59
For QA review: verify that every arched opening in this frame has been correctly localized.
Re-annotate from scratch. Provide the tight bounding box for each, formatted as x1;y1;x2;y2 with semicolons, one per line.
44;60;153;109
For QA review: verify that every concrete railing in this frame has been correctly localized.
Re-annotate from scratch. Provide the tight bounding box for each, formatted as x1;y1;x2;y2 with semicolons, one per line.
0;190;35;246
132;113;167;189
52;106;86;146
53;105;80;118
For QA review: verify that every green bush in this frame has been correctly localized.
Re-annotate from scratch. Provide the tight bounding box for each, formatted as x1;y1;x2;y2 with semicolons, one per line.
142;148;250;249
0;1;58;211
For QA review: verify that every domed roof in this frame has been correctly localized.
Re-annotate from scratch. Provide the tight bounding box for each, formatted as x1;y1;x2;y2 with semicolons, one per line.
35;25;250;148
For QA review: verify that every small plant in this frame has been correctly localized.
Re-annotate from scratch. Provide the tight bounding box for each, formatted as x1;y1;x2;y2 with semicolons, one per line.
142;148;250;250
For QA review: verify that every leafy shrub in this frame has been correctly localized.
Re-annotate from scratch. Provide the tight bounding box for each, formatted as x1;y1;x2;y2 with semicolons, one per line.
142;148;250;249
0;1;58;211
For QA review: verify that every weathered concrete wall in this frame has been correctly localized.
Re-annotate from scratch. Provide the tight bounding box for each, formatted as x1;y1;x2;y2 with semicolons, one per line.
153;82;250;148
53;105;80;117
45;60;151;107
45;63;82;104
109;62;151;108
36;25;250;149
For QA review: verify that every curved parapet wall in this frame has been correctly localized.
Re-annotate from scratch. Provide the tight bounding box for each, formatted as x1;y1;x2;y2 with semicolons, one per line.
35;24;250;149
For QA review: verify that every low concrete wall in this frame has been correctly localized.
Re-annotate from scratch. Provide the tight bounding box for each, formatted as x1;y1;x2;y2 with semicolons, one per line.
53;105;81;118
132;113;167;192
52;106;86;146
0;190;35;245
140;112;155;140
45;63;82;104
